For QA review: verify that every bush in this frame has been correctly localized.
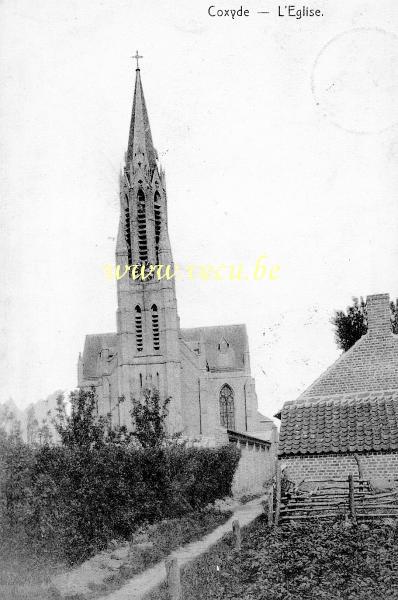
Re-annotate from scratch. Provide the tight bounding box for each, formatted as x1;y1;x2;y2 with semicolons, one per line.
167;444;241;510
163;516;398;600
0;388;240;563
0;438;240;563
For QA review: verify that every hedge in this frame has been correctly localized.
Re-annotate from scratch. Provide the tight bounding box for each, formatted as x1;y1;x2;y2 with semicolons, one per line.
0;438;240;563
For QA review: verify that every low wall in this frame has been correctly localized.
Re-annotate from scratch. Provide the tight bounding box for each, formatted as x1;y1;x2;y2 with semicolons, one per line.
231;443;273;495
181;428;276;496
227;430;275;496
281;452;398;483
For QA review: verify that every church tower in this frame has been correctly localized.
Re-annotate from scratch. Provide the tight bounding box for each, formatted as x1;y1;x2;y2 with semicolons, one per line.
115;64;183;433
79;58;277;451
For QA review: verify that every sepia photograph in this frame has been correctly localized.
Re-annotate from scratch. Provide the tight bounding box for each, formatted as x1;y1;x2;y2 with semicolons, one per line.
1;1;398;598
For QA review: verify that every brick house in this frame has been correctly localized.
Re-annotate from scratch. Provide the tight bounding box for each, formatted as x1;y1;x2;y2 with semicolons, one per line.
276;294;398;482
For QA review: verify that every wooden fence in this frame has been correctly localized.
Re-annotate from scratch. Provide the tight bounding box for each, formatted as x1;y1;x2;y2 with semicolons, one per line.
275;473;398;525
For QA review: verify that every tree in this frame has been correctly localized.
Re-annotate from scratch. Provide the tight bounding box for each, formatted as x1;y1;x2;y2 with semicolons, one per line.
54;388;109;450
26;405;39;445
37;418;52;446
53;387;171;450
0;405;22;443
392;299;398;332
332;296;398;352
53;388;132;450
130;387;170;448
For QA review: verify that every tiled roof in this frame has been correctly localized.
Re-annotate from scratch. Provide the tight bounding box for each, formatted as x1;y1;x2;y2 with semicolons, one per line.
278;391;398;456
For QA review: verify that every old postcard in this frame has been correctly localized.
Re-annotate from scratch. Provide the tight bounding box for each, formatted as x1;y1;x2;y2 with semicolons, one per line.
1;1;397;598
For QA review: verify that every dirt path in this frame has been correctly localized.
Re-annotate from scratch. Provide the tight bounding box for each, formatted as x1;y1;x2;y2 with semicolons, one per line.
99;495;265;600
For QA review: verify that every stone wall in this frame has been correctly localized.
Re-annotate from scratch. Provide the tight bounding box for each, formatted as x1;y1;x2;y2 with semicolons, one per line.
281;452;398;483
179;340;202;436
214;428;276;495
179;334;269;440
232;441;275;495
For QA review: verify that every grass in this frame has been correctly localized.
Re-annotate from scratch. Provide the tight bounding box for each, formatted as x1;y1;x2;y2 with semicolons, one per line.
0;537;64;600
0;508;231;600
87;508;231;598
147;515;398;600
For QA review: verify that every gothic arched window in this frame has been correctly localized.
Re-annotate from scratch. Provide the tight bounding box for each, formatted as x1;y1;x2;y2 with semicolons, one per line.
135;305;143;352
219;384;235;430
151;304;160;350
154;191;161;263
137;189;148;264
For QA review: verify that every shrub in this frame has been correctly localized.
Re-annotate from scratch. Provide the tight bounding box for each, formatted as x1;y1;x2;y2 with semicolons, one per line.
0;438;240;563
0;389;240;562
168;516;398;600
167;444;241;510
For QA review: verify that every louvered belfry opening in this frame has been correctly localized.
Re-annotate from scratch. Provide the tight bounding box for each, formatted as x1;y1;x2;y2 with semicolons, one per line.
135;305;143;352
151;304;160;350
154;191;161;263
124;195;133;267
137;188;148;265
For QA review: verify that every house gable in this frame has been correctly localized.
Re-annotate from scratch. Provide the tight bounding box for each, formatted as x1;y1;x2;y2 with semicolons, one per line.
299;294;398;400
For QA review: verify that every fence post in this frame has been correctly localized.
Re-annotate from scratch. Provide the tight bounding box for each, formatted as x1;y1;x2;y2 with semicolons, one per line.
268;486;274;527
165;558;181;600
232;519;241;551
348;473;357;524
274;461;281;526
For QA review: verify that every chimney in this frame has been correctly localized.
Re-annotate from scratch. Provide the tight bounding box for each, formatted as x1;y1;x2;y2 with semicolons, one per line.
366;293;391;336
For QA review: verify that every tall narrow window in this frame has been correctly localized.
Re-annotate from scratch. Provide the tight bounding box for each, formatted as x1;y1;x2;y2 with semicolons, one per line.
135;305;143;352
137;189;148;264
154;191;161;263
124;195;133;267
151;304;160;350
219;384;235;430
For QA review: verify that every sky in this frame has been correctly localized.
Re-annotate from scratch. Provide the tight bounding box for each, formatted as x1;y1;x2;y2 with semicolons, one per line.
1;0;398;420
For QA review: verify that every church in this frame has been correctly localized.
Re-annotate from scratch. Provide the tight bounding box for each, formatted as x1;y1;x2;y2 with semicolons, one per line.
78;62;275;448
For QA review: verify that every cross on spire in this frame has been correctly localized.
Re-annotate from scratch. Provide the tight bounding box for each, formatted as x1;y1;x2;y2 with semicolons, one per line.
132;50;143;70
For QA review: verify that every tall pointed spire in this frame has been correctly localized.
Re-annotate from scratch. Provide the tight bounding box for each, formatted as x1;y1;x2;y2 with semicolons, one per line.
126;66;157;170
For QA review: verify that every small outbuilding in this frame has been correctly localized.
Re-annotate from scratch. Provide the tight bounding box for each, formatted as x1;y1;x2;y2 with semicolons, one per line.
276;294;398;483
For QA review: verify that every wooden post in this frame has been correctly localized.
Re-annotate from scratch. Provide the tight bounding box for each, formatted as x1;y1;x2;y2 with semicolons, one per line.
354;454;364;493
348;473;357;524
165;558;181;600
268;486;274;527
232;519;241;551
274;461;281;526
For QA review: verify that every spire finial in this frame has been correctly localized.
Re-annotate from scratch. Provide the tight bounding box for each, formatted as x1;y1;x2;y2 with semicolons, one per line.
132;50;143;70
126;52;156;167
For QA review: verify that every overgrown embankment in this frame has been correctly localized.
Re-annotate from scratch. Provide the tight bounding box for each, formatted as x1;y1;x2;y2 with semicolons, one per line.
149;515;398;600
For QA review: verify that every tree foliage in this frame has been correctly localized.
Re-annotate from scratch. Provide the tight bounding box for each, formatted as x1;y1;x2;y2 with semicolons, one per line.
332;296;398;352
54;388;110;450
53;387;170;450
130;388;170;448
0;405;22;443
